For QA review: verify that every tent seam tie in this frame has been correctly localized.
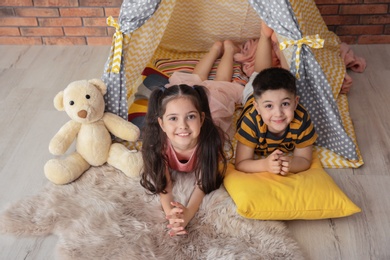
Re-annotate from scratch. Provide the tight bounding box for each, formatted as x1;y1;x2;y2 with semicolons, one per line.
279;34;325;79
107;16;123;74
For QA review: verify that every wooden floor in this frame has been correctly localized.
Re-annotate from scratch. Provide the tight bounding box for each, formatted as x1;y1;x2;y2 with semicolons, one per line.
0;44;389;260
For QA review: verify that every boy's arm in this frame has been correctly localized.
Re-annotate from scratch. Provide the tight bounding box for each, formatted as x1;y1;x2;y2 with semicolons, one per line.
235;141;282;173
280;145;313;173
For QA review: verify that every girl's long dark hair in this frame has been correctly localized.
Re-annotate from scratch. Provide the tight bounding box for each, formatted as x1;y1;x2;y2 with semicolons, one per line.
140;84;227;195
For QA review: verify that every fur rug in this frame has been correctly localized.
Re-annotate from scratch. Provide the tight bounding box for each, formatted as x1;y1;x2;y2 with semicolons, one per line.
0;165;304;260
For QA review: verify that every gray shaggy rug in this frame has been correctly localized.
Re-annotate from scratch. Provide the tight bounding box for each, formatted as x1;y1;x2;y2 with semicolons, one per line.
0;165;304;260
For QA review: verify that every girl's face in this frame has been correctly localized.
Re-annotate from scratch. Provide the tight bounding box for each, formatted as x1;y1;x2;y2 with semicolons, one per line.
158;97;204;152
253;89;299;136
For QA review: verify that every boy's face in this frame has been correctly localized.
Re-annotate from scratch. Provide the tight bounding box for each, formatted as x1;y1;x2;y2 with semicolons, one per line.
253;89;299;136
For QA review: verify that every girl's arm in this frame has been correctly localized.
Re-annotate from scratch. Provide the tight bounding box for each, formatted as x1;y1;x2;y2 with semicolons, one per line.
159;169;174;216
183;184;205;225
166;183;205;237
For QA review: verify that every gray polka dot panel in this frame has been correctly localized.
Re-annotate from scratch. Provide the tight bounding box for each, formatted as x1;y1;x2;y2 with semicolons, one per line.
102;0;161;120
102;53;128;120
119;0;161;34
249;0;358;160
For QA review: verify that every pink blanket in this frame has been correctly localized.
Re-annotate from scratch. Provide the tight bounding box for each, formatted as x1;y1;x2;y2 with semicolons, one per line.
234;38;281;77
340;42;366;73
339;43;367;94
234;39;366;94
234;39;258;77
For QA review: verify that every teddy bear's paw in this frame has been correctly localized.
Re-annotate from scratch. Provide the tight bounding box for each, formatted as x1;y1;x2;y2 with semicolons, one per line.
44;153;90;185
124;151;143;178
107;143;143;178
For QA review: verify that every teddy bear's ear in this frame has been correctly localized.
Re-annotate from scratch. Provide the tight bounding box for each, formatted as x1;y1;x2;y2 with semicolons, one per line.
53;91;65;111
88;79;107;96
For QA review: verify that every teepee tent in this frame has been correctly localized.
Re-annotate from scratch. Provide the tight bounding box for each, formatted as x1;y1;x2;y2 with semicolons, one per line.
101;0;363;168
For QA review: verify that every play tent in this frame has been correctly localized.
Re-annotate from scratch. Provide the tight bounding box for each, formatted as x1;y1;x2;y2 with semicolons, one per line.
101;0;363;168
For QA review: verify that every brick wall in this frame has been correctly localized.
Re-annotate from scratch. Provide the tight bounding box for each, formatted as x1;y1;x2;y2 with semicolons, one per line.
0;0;121;45
316;0;390;44
0;0;389;45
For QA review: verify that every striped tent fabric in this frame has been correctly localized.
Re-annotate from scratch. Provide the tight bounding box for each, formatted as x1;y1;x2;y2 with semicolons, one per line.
102;0;363;168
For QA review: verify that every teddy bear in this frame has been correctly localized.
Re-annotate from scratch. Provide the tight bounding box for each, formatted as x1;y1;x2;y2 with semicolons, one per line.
44;78;143;185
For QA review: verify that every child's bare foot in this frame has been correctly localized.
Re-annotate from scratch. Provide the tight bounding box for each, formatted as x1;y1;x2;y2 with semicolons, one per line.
210;41;224;58
261;22;274;38
223;40;240;55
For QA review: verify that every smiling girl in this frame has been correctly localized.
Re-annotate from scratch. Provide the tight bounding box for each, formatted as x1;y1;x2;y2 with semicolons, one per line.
140;84;228;237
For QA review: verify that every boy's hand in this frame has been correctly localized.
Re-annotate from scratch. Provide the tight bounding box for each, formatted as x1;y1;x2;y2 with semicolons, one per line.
279;155;292;175
266;149;283;174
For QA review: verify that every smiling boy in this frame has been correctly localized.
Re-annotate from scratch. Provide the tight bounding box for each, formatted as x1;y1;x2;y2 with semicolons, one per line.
235;67;317;175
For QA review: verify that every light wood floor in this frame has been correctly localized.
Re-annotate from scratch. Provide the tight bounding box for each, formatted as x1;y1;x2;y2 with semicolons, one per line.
0;45;389;260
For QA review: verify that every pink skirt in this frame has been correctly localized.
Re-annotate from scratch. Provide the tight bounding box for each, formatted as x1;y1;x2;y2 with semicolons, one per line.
167;72;243;138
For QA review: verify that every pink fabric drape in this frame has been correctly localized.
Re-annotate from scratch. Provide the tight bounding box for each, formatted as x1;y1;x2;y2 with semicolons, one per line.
234;39;367;94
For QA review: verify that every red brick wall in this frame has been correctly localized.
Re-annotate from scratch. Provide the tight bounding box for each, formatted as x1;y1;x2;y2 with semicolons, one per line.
0;0;389;45
0;0;121;45
315;0;390;44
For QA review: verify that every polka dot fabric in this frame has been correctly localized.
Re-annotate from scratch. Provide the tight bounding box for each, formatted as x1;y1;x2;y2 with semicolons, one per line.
102;0;173;120
248;0;358;160
119;0;161;34
102;57;129;119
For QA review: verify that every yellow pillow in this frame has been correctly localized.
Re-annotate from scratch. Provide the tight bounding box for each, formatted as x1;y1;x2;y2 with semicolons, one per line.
224;154;361;220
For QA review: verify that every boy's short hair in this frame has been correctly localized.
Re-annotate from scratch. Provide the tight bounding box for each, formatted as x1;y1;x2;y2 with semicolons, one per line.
252;67;297;98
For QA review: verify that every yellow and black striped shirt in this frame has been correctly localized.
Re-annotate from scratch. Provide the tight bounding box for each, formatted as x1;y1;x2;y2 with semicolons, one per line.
235;95;317;156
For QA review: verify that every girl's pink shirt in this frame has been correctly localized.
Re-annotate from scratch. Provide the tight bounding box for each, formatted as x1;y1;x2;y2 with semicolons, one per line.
166;141;197;173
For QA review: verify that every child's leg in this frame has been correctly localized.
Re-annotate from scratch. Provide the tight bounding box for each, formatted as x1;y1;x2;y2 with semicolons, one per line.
254;22;273;73
215;40;240;82
193;41;223;81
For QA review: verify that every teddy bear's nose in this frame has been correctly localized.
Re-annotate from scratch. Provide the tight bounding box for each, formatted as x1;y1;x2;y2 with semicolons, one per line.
78;110;87;119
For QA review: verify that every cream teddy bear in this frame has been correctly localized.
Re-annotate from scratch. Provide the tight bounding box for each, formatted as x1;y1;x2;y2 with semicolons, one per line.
44;78;142;184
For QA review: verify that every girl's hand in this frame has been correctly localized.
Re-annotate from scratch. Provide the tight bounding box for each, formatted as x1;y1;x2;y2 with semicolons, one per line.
266;149;283;174
166;201;189;237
